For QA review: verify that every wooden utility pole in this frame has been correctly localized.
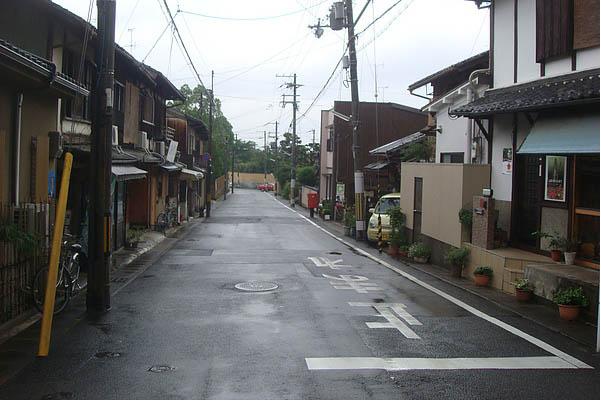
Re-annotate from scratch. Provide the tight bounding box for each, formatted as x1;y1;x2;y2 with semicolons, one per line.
291;73;297;207
231;134;236;193
87;0;116;313
206;70;214;217
274;121;278;196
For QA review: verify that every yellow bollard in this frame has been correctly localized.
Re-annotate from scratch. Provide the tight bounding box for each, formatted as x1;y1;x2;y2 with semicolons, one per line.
38;152;73;357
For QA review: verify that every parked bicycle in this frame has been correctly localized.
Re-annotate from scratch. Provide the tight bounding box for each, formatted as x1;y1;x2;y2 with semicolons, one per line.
32;234;84;315
156;206;178;233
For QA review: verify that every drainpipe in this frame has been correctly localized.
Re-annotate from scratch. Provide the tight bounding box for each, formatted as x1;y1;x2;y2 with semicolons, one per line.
465;87;474;164
14;93;23;205
467;68;490;164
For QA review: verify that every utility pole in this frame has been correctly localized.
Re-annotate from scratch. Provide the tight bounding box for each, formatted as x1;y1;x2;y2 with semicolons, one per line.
263;131;267;181
87;0;116;313
205;70;214;217
312;128;317;166
309;1;365;240
266;121;279;196
231;134;235;193
223;134;227;201
278;74;300;207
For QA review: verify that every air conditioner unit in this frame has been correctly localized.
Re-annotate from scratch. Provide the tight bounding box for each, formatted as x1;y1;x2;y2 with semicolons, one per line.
138;131;148;149
112;125;119;146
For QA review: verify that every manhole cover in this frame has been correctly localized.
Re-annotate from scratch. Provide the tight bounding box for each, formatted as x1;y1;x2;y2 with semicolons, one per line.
42;392;73;400
148;364;176;373
234;281;278;292
94;351;121;358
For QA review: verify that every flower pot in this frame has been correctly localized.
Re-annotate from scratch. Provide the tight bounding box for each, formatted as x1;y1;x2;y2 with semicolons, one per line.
451;264;462;278
550;249;562;262
515;289;532;302
398;250;408;258
564;252;576;265
558;304;581;321
474;274;490;287
324;214;331;221
388;245;399;256
413;256;428;264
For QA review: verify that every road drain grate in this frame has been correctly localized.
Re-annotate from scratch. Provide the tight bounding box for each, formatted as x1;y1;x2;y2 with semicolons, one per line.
94;351;121;358
42;392;74;399
148;365;176;373
234;281;278;292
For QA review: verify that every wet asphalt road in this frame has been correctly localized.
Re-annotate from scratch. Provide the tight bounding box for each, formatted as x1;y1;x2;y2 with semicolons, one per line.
0;189;599;399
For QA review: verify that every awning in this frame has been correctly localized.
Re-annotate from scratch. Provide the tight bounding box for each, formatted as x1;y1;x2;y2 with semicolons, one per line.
181;168;204;180
369;132;426;156
111;165;147;181
517;113;599;154
364;161;390;170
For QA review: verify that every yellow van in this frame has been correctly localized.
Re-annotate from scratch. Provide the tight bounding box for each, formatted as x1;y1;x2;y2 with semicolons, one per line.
367;193;401;243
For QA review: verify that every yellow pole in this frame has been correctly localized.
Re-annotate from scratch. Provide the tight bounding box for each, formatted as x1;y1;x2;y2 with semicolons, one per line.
38;152;73;357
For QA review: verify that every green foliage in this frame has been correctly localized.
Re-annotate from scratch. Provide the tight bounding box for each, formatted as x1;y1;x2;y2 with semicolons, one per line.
343;206;355;228
553;287;589;307
281;181;291;200
400;141;433;162
445;247;470;268
458;208;473;227
389;207;406;231
0;221;38;256
558;236;579;252
514;278;533;291
531;231;564;250
126;226;145;242
390;230;403;248
297;165;317;187
408;242;431;259
473;266;494;277
320;199;333;215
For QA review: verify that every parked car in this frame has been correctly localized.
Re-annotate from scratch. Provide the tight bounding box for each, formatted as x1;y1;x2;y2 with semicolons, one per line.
257;183;274;192
366;193;401;243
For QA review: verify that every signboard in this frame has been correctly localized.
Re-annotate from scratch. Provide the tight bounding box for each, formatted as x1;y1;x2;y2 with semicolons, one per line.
502;148;512;175
336;183;345;203
545;155;566;202
166;140;178;162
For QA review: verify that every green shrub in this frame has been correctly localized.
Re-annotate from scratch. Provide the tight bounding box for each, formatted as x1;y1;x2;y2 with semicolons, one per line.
458;208;472;227
408;242;431;259
553;287;589;306
445;247;470;268
0;221;38;256
389;207;405;231
281;181;291;199
390;230;403;247
473;266;493;277
343;206;355;228
296;166;316;187
514;278;533;291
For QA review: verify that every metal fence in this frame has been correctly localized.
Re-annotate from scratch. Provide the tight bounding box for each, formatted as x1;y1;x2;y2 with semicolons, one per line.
0;203;50;325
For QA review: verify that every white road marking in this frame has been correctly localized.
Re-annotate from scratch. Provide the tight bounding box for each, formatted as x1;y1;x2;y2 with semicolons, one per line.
322;274;382;293
269;195;593;369
305;356;579;371
349;302;422;339
308;256;350;270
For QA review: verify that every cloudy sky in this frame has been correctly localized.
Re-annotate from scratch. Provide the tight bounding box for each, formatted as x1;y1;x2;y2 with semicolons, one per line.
54;0;489;146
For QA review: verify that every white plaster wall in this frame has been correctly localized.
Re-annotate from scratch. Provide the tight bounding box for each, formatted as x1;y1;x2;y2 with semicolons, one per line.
517;0;539;83
576;47;600;70
545;57;572;76
435;107;469;162
491;116;514;201
494;0;515;88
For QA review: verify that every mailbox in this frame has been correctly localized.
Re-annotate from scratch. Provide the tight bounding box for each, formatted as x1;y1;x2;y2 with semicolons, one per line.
307;193;319;209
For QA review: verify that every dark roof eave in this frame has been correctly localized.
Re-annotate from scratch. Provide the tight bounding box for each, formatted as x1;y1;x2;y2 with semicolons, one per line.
408;51;489;91
454;97;601;118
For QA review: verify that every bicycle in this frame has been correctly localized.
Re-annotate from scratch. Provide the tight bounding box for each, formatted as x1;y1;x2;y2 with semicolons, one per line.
156;206;178;233
32;235;84;315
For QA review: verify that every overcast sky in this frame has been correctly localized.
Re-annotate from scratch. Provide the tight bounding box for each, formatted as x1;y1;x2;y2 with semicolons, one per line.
53;0;489;147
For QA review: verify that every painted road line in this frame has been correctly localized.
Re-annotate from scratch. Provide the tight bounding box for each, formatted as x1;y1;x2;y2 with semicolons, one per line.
269;195;593;369
308;256;350;270
305;356;579;371
322;274;382;293
350;302;422;339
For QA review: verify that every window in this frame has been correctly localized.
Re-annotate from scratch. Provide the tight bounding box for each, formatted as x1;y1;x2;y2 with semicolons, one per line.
62;49;93;121
536;0;573;62
114;81;124;112
440;152;464;163
141;92;155;124
375;197;400;214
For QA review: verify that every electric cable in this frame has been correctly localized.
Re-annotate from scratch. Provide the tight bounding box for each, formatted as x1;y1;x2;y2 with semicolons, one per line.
177;0;329;21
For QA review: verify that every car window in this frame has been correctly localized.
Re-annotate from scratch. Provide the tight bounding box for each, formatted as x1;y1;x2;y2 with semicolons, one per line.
375;198;400;214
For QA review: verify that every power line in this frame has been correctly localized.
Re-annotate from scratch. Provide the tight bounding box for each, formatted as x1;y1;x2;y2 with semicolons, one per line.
142;19;173;62
117;0;142;42
355;0;406;38
177;1;329;21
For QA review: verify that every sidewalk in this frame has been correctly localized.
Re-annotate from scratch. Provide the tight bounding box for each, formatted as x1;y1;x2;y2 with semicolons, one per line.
283;196;598;351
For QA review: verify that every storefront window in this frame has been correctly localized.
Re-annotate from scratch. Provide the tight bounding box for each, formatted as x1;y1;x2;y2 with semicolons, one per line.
574;156;600;267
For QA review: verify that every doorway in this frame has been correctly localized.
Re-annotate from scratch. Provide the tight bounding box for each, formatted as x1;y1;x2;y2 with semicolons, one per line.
413;177;422;242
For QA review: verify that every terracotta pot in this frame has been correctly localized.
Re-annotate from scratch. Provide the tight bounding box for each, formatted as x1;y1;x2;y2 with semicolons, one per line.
474;274;490;287
550;249;562;262
451;264;462;278
398;250;408;258
515;289;532;302
388;245;399;256
558;304;581;321
413;256;428;264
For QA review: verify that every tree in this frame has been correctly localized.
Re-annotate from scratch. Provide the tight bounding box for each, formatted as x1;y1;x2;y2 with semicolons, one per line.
297;165;317;187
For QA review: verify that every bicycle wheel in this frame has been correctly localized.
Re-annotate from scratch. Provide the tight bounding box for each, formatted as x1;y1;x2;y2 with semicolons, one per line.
157;213;167;232
32;267;71;315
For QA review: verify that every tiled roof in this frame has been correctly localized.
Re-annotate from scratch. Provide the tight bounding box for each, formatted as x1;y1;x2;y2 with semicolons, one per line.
408;51;489;91
452;69;600;117
369;132;426;156
0;38;88;95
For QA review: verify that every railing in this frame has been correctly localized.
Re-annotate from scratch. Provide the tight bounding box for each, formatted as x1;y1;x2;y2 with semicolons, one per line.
0;203;50;325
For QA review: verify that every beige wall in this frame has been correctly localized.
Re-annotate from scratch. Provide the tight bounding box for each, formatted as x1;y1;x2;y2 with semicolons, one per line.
124;82;140;145
233;172;276;188
400;163;490;248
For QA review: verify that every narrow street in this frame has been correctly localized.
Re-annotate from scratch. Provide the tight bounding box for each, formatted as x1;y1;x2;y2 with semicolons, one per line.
0;189;598;399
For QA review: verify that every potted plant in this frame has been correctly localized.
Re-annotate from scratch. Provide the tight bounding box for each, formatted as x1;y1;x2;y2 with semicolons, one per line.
513;278;534;302
473;266;493;286
126;227;144;249
532;231;562;262
559;237;579;265
445;246;470;278
553;287;589;321
343;206;355;237
398;244;409;258
408;242;431;263
458;208;472;242
388;230;402;257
